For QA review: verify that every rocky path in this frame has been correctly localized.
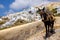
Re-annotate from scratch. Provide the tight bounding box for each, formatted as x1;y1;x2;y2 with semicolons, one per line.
27;28;60;40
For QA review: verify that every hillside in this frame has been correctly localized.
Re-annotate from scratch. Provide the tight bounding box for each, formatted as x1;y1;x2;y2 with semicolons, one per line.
0;10;40;29
35;2;60;11
0;17;60;40
46;2;60;11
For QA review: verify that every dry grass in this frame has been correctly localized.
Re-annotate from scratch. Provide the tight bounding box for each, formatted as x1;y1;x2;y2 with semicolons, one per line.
0;17;9;25
0;20;6;25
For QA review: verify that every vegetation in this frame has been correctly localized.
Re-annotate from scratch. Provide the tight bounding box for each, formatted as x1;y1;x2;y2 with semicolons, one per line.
55;13;60;16
0;19;29;30
0;20;6;25
2;17;9;20
13;19;28;26
0;17;9;25
51;8;57;15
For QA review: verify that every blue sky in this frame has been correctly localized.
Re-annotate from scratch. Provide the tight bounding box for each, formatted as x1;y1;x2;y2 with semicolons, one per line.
0;0;60;16
0;0;15;16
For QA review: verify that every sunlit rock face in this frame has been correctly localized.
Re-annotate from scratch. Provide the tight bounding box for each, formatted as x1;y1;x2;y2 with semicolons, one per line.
0;7;41;28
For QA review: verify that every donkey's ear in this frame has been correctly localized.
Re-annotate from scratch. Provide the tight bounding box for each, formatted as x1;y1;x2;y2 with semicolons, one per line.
38;8;41;11
42;7;45;11
35;7;41;11
36;8;41;13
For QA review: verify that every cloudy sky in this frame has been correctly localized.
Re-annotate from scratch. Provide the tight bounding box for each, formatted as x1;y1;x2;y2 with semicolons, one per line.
0;0;60;16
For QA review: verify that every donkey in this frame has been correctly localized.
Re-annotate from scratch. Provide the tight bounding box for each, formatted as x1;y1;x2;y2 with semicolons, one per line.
36;7;55;37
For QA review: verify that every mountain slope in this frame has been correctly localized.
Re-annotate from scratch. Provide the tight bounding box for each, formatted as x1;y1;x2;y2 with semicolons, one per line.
0;17;60;40
0;10;40;29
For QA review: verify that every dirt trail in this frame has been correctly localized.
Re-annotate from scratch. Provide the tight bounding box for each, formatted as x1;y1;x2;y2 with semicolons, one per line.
27;28;60;40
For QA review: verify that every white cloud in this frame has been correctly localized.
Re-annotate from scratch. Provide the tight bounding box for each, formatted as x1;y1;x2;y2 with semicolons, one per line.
0;4;4;8
5;9;15;15
48;0;60;2
10;0;29;10
10;0;49;10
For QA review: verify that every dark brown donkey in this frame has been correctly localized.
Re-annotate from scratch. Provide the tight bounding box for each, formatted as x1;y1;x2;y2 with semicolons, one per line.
36;7;55;37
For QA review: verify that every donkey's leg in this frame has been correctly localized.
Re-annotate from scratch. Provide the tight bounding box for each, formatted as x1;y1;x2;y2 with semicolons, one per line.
44;23;48;37
51;22;54;31
48;24;50;33
50;21;55;34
